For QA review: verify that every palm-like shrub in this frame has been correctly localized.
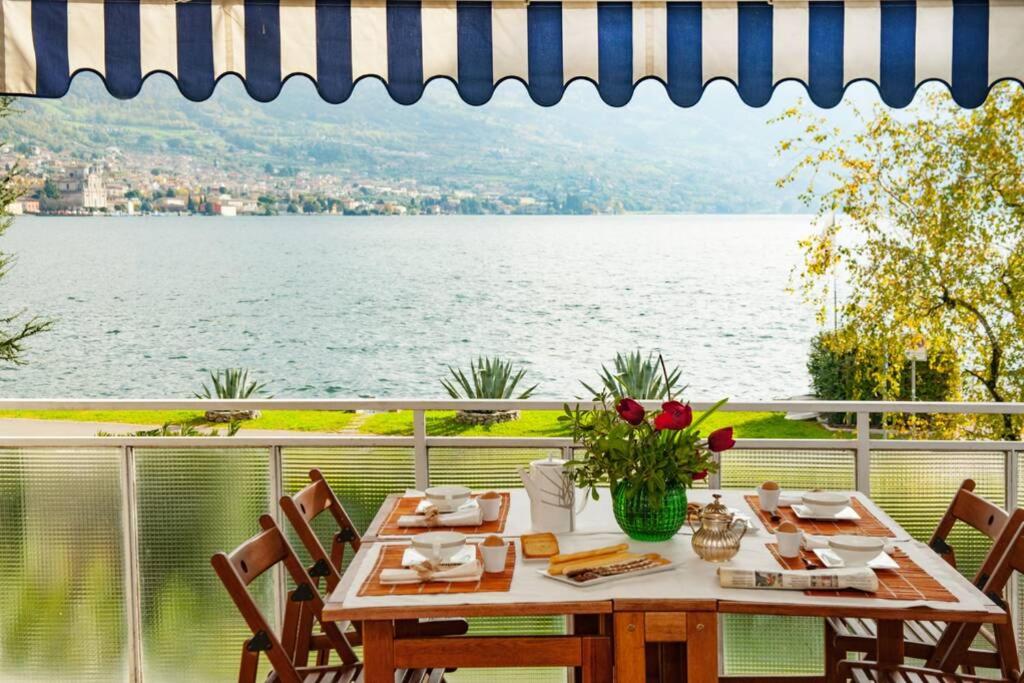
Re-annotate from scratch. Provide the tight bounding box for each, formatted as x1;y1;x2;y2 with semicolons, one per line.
442;357;537;424
581;351;684;400
194;368;268;422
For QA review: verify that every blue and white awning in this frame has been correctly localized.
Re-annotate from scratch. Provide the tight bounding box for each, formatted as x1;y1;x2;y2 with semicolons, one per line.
1;0;1020;107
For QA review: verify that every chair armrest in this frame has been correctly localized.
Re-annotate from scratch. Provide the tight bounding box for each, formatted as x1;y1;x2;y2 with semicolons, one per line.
395;619;470;638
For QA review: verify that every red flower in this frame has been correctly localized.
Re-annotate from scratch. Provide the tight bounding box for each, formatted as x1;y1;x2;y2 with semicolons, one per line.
654;400;693;431
708;427;736;452
693;470;708;480
616;398;646;425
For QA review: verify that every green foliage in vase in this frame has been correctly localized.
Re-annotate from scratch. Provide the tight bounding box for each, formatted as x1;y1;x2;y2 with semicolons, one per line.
194;368;269;400
440;356;537;399
561;394;730;510
580;350;684;400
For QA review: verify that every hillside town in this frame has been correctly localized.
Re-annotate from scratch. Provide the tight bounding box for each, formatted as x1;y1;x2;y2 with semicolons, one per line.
0;143;615;217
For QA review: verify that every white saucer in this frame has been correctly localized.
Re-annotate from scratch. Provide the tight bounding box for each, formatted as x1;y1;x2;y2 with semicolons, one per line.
402;546;477;567
812;547;897;570
792;504;861;521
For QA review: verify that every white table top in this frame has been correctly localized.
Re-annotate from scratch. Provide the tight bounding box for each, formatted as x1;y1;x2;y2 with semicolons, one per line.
327;489;1000;623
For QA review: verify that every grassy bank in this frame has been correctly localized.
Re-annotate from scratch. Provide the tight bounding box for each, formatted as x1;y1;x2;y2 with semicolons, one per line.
0;407;839;438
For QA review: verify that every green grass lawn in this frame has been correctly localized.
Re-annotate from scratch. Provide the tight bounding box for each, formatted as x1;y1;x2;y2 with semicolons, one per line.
358;409;840;438
0;409;355;432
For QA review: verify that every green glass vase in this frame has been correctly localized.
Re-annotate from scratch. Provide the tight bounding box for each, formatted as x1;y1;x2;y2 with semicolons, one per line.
612;482;688;541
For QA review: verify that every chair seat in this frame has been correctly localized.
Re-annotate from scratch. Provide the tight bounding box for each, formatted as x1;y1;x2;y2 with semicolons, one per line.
828;617;999;667
267;665;448;683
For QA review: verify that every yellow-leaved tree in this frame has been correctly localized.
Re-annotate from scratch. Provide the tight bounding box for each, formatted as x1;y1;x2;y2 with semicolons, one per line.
778;85;1024;439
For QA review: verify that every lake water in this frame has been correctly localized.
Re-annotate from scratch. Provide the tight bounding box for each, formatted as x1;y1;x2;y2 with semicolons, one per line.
0;214;819;399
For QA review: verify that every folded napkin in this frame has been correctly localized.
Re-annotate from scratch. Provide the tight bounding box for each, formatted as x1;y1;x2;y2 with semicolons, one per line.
380;559;483;584
397;506;483;528
778;495;803;508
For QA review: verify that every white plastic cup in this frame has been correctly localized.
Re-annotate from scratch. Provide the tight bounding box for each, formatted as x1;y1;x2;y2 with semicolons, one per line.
480;541;508;573
775;529;803;558
757;485;781;512
479;495;501;522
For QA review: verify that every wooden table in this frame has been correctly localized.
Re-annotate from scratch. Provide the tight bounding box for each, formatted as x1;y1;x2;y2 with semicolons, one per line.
324;490;1008;682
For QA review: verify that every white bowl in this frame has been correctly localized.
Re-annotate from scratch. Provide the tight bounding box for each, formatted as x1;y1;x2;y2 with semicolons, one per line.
425;485;471;512
828;534;885;567
802;491;851;517
411;531;467;562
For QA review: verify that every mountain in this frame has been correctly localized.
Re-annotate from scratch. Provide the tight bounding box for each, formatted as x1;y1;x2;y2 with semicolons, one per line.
4;74;866;212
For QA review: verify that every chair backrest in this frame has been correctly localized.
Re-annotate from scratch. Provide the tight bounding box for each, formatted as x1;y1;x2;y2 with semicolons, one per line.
280;469;362;592
928;479;1010;575
211;515;357;683
931;506;1024;675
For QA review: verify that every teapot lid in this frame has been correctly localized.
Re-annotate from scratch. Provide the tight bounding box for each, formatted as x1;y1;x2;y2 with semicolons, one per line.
531;453;568;468
699;494;734;521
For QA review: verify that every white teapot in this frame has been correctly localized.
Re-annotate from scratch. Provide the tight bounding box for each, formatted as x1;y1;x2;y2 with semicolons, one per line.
518;454;587;533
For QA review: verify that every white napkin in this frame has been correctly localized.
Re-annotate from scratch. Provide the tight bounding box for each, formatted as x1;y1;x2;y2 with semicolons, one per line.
397;506;484;528
380;560;483;584
778;495;803;508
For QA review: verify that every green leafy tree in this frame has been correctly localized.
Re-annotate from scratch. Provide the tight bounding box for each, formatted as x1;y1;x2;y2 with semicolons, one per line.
0;98;53;363
778;85;1024;438
42;178;60;199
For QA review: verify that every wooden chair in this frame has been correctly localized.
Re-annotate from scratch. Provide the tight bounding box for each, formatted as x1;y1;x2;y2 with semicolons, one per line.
279;469;468;660
825;480;1021;679
837;659;1020;683
212;515;444;683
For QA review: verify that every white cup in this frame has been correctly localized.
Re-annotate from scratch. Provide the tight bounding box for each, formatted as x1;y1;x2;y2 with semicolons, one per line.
479;494;501;522
775;529;803;558
758;485;781;512
480;541;508;573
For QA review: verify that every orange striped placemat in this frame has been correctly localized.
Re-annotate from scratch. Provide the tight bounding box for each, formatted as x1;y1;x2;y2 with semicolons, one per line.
377;493;511;536
358;543;515;596
767;544;956;602
746;495;896;538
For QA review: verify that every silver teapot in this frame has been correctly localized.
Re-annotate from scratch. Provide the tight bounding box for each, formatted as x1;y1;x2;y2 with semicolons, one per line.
689;494;746;563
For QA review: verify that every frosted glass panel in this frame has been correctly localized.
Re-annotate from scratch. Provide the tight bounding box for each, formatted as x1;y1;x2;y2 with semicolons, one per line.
871;451;1005;579
0;447;128;682
429;448;563;489
720;449;856;490
135;447;272;683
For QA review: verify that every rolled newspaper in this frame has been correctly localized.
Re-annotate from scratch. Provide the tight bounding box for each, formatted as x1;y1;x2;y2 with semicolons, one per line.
718;566;879;592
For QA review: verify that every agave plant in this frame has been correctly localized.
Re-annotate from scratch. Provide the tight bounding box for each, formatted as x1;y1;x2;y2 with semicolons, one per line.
194;367;268;399
581;350;685;400
441;356;537;400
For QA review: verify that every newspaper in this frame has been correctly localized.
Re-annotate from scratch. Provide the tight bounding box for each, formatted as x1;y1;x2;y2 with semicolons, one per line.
718;566;879;592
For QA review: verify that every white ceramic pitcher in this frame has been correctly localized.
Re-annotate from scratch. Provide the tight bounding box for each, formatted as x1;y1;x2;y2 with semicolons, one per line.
518;454;586;533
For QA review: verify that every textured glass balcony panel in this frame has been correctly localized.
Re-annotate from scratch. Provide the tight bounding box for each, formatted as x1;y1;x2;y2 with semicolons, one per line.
0;447;128;682
135;447;272;683
719;449;853;675
720;448;856;490
428;447;563;489
871;451;1005;579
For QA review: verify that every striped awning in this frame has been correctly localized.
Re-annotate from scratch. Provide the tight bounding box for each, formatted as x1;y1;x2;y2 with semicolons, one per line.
1;0;1020;107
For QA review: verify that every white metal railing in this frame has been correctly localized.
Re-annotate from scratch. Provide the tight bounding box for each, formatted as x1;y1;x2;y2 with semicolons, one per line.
2;397;1023;682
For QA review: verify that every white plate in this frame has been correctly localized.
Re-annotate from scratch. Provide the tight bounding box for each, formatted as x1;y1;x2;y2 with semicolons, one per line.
792;504;861;521
812;547;898;570
402;546;477;567
415;497;479;514
538;562;677;587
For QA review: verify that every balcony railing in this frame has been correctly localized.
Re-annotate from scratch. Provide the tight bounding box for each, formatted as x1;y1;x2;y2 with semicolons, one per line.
1;398;1023;682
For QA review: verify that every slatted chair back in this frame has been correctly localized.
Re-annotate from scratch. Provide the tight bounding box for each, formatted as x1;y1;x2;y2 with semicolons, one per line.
211;515;359;683
280;468;362;593
930;507;1024;676
927;479;1010;572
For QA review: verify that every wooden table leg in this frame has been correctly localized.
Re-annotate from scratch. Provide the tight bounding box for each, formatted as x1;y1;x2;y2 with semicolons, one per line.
362;620;396;683
875;620;904;666
614;612;646;683
686;612;717;683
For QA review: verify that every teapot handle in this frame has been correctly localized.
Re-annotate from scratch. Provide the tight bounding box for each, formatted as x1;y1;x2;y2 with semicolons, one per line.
688;513;700;533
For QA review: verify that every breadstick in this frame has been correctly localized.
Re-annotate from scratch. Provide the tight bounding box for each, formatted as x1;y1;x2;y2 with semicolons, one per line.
549;552;638;576
549;544;629;566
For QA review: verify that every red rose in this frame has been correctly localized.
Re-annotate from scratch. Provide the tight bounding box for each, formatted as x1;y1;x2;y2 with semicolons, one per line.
693;470;708;480
654;400;693;431
708;427;736;452
616;398;645;425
